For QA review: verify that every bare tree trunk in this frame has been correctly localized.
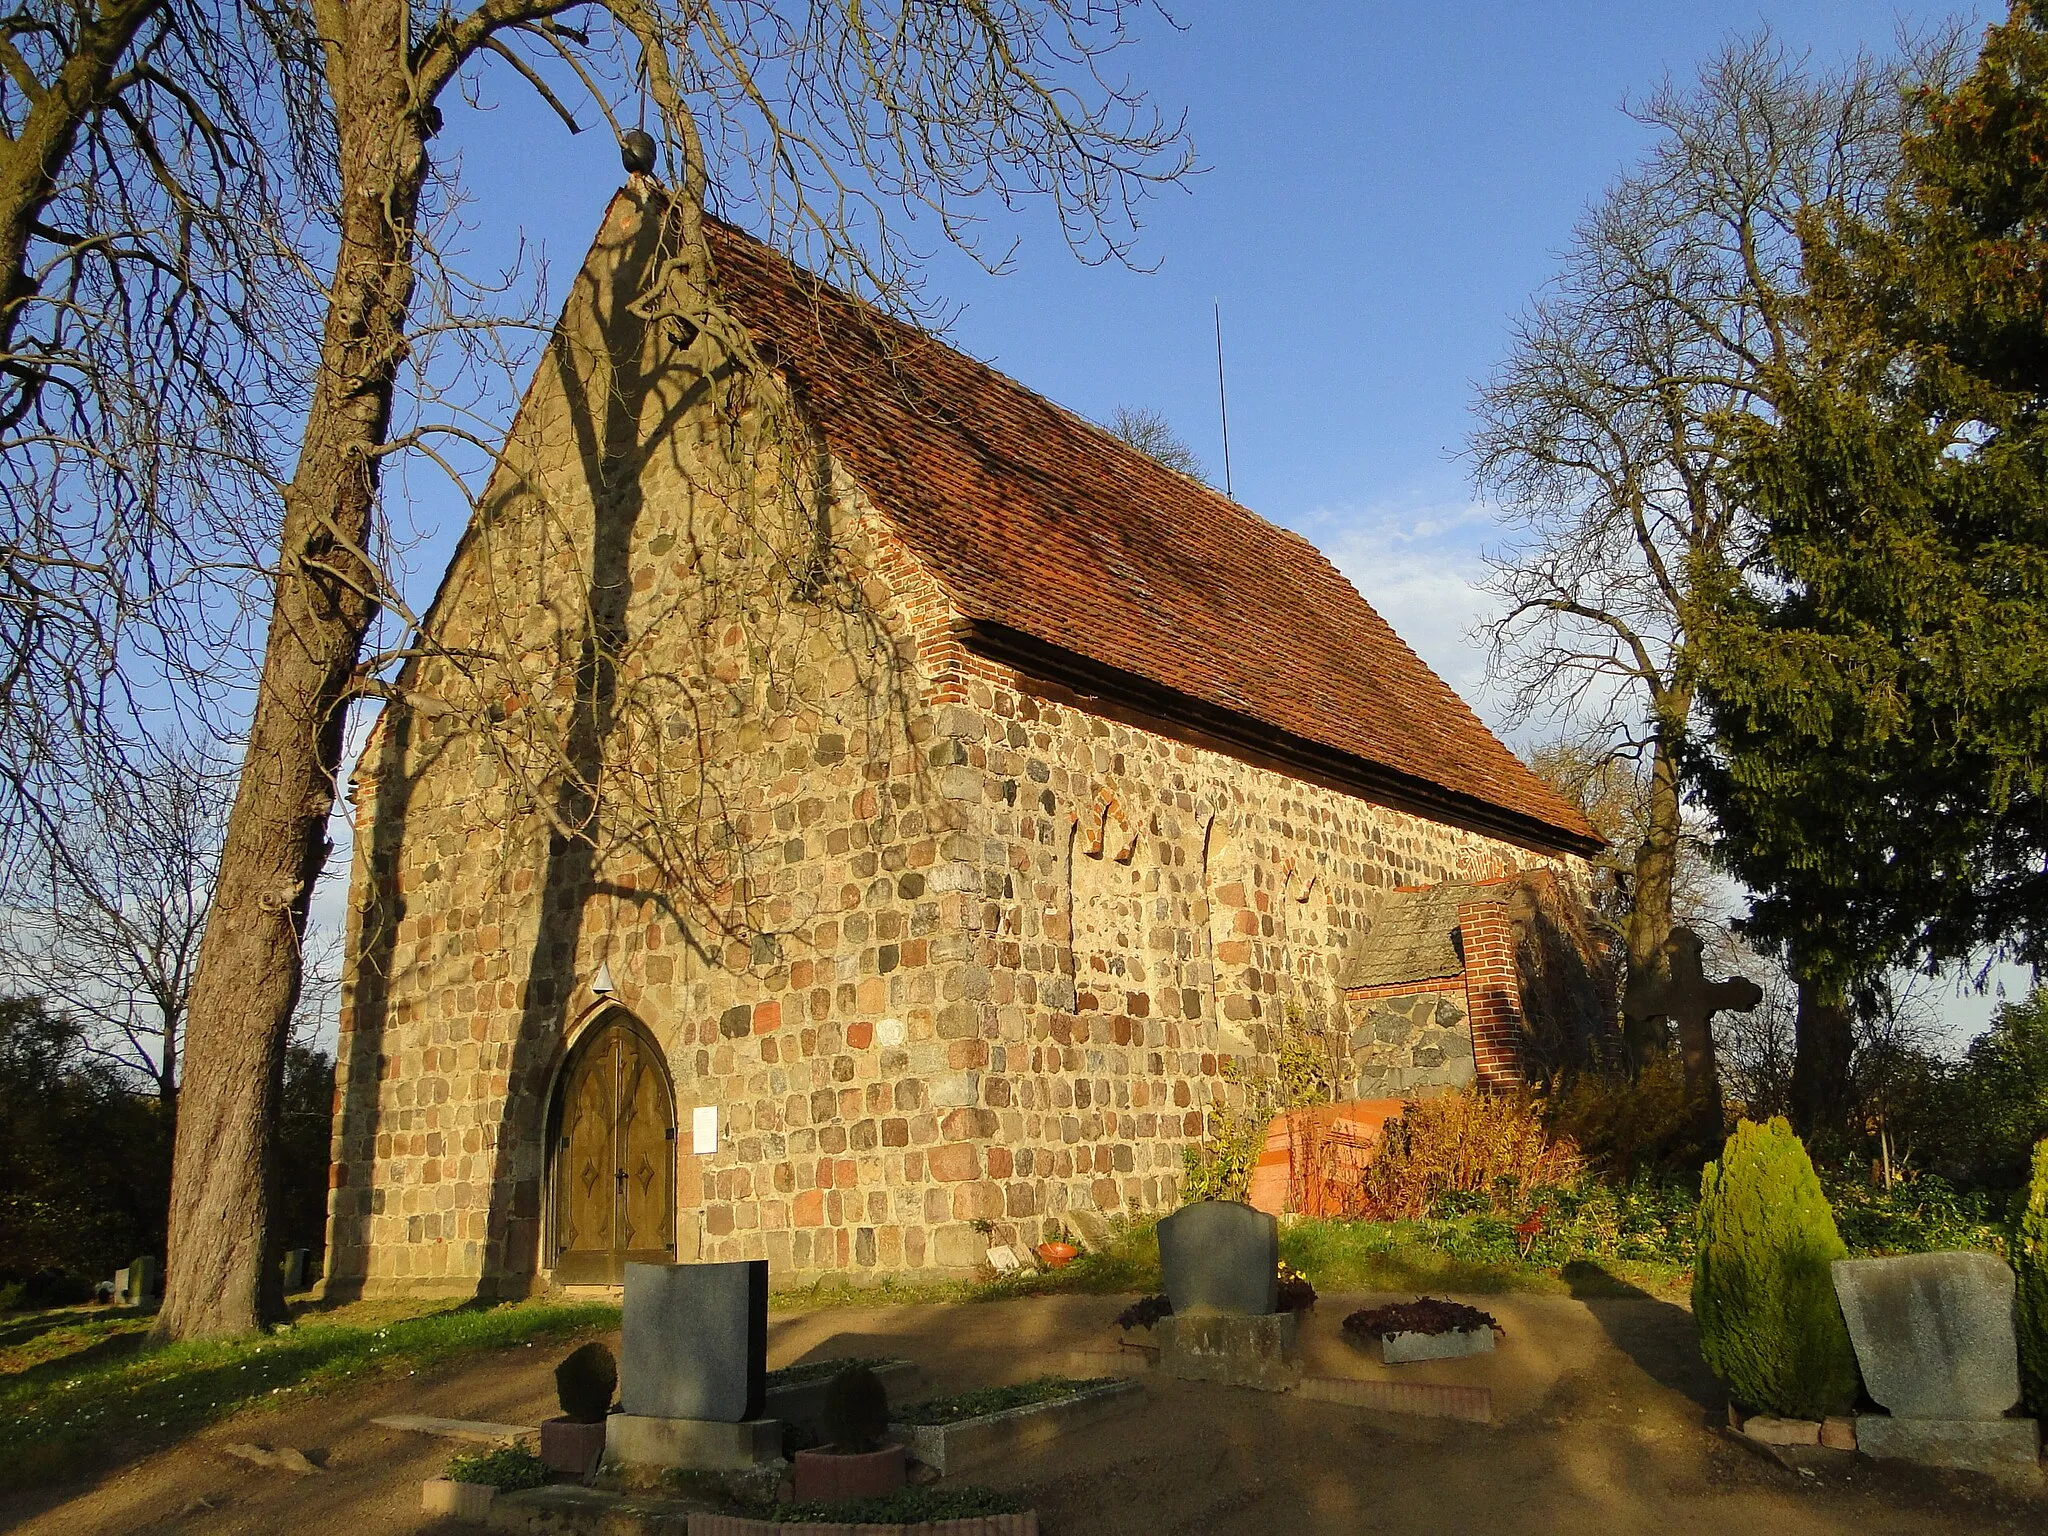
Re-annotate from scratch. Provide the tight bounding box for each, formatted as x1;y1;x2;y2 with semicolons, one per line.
154;1;426;1340
1789;972;1854;1141
1622;727;1683;1069
0;1;165;353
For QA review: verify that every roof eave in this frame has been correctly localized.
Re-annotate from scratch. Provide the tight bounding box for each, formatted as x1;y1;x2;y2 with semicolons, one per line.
955;617;1606;861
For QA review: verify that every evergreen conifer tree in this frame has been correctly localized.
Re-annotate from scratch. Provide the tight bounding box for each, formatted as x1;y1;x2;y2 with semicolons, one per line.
2017;1138;2048;1416
1693;1118;1860;1417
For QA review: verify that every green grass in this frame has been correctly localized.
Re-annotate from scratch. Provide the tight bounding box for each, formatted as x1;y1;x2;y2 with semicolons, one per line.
894;1374;1115;1425
1279;1217;1687;1296
769;1213;1690;1315
0;1298;619;1494
766;1221;1165;1312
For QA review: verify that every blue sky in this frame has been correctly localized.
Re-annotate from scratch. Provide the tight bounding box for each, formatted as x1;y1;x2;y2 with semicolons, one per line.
412;1;1974;701
327;1;2027;1042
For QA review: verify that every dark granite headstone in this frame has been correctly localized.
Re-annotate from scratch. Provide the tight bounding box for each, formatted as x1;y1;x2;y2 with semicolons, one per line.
283;1248;310;1293
1157;1201;1277;1316
620;1260;768;1423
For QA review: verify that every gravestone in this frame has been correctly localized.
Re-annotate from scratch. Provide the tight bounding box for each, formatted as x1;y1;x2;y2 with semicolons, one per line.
1064;1208;1113;1254
618;1260;768;1422
283;1249;311;1294
127;1256;159;1305
1832;1253;2020;1419
1157;1201;1277;1317
112;1268;129;1305
1833;1252;2040;1474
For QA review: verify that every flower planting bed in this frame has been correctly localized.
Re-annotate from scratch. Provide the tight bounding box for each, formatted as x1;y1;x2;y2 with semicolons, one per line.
888;1376;1140;1475
1343;1298;1502;1364
765;1358;920;1438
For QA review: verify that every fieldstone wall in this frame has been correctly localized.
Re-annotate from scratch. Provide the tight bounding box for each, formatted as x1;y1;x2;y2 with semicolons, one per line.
899;660;1591;1257
326;190;1595;1300
1348;988;1477;1098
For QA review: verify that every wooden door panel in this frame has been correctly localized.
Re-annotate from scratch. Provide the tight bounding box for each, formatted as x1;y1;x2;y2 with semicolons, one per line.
616;1033;676;1259
558;1044;616;1257
551;1019;676;1283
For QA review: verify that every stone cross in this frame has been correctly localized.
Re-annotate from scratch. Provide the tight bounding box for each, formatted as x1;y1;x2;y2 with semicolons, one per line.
1622;927;1762;1052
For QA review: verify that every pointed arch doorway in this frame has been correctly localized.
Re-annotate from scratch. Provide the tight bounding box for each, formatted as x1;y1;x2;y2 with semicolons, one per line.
549;1011;677;1285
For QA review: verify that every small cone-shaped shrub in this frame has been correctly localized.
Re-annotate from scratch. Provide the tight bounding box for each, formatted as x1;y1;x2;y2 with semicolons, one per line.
1692;1117;1859;1418
2017;1138;2048;1417
555;1341;617;1423
821;1365;890;1453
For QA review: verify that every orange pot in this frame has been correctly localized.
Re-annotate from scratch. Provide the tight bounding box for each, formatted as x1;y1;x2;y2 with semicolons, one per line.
1036;1241;1078;1268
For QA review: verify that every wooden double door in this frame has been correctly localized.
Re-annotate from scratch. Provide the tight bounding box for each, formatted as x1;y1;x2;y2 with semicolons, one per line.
551;1015;677;1285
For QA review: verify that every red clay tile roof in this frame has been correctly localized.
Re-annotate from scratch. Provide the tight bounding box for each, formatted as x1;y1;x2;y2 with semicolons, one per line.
701;213;1598;854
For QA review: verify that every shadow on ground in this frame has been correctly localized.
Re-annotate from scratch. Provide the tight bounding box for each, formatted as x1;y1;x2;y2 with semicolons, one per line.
1563;1260;1722;1419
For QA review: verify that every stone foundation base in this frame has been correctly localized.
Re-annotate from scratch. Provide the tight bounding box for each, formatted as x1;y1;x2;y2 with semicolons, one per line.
1157;1311;1301;1392
1856;1415;2040;1474
604;1415;783;1471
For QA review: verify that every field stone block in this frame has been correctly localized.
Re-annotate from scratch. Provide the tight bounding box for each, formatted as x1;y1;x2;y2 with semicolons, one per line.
1743;1416;1821;1447
1156;1200;1277;1317
1831;1253;2022;1419
1854;1414;2040;1474
1158;1310;1301;1392
619;1260;767;1423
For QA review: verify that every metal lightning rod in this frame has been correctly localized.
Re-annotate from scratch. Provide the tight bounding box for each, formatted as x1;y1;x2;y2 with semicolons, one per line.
1214;299;1234;500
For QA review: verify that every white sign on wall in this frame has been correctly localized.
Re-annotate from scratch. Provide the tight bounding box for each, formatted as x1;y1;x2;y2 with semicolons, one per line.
691;1105;719;1155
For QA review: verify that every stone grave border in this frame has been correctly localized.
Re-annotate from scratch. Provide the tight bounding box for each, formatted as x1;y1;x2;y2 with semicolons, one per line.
486;1484;1039;1535
888;1378;1141;1476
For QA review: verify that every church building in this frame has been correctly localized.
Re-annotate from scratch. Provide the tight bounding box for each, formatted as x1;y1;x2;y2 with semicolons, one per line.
324;185;1605;1300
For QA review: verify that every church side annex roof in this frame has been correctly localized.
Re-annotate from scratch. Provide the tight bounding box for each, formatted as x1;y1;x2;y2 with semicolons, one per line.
1341;880;1513;990
697;211;1598;857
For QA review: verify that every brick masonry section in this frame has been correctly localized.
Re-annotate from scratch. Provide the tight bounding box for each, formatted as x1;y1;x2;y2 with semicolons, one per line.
1296;1374;1493;1424
1456;901;1527;1091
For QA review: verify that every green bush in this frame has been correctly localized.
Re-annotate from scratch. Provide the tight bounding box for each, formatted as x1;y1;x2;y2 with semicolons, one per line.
1693;1118;1860;1418
445;1445;549;1491
2016;1138;2048;1417
1825;1172;2007;1257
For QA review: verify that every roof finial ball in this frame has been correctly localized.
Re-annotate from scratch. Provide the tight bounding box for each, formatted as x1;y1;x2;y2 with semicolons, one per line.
620;129;658;180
